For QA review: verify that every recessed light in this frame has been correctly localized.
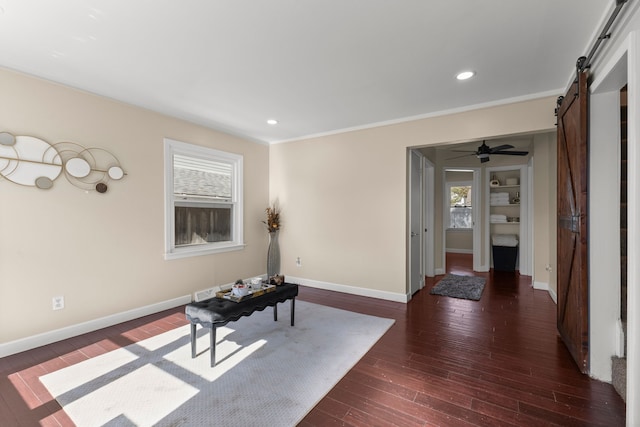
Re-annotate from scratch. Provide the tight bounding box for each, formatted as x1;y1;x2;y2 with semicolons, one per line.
456;71;475;80
267;119;278;125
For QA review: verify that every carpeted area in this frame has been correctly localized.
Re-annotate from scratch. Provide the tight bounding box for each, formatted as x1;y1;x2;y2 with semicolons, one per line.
39;301;394;427
429;273;486;301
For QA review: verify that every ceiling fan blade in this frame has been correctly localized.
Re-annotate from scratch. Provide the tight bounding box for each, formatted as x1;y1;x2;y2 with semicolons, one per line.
488;144;514;153
492;150;529;156
447;153;476;160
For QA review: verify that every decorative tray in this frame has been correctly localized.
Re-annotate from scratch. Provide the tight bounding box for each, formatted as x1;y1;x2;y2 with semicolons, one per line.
216;284;276;303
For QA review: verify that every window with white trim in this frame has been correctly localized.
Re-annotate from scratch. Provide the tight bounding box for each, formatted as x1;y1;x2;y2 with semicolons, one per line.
446;181;473;229
164;138;244;259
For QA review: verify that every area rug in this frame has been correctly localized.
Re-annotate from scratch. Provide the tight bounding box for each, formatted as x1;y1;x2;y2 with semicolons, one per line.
39;301;394;427
430;274;486;301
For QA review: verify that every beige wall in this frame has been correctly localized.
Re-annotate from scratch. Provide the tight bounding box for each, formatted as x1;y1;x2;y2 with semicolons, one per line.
445;230;473;252
0;68;270;343
270;96;557;297
0;68;559;346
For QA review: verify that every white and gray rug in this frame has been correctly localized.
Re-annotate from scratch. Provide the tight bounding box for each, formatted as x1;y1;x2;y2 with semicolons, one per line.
40;301;394;427
430;274;486;301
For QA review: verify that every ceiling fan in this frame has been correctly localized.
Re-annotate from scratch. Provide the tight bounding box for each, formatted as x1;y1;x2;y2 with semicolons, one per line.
450;141;529;163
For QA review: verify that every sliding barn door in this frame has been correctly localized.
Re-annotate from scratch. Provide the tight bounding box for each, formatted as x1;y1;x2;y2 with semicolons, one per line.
556;70;589;373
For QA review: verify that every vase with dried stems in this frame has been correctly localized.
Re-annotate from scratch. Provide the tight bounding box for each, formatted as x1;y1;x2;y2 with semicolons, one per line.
263;204;281;278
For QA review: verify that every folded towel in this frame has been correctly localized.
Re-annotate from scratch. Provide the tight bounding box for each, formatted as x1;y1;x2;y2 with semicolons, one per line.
490;196;510;203
490;214;507;223
492;234;518;247
490;192;509;199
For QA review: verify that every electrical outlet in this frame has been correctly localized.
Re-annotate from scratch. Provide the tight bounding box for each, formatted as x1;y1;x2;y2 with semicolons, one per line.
296;257;302;267
52;296;64;310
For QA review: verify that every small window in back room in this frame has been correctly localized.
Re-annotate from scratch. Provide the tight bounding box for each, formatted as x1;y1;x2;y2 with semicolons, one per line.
448;182;472;228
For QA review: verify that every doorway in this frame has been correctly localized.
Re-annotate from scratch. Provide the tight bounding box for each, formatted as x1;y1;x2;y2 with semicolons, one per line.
442;167;481;273
587;33;637;419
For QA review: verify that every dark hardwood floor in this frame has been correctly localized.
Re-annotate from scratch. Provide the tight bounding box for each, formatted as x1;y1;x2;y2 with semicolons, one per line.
0;254;626;426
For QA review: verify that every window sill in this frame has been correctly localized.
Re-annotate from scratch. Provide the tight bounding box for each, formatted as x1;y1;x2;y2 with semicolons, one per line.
164;243;246;260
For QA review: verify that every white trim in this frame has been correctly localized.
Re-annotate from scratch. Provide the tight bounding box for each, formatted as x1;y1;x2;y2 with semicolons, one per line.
446;248;473;254
286;276;408;303
444;179;473;229
533;280;558;305
442;168;480;273
165;243;246;260
533;281;549;291
163;138;244;260
548;287;557;305
445;228;473;233
408;150;425;296
270;90;562;145
471;169;482;272
424;158;435;277
0;295;192;358
527;157;534;276
625;30;639;426
484;165;528;273
589;29;639;418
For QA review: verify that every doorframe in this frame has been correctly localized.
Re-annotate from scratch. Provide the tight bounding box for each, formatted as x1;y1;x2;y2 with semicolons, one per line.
408;149;425;297
483;164;529;274
440;167;481;272
589;29;639;421
424;157;435;278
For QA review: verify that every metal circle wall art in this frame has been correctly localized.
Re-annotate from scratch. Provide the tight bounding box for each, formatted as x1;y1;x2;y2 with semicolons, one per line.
0;131;126;193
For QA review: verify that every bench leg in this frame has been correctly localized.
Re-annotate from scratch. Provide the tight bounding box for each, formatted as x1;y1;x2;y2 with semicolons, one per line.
210;327;217;367
273;304;278;321
291;297;295;326
190;323;197;358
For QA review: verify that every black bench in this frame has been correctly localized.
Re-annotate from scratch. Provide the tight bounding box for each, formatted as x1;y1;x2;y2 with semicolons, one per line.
185;283;299;366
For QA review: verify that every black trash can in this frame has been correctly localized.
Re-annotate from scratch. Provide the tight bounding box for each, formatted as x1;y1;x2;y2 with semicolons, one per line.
492;235;518;272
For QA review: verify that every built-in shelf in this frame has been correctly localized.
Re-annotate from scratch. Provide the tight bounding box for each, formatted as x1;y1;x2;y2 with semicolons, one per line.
486;165;527;273
490;184;520;189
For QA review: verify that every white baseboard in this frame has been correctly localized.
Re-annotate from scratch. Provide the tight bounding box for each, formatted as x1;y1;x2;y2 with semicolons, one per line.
477;264;490;272
0;295;192;358
533;281;549;291
434;268;446;275
533;281;558;305
534;281;557;304
286;276;409;303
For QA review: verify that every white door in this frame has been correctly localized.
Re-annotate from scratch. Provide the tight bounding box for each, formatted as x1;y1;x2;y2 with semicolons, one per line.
409;150;424;295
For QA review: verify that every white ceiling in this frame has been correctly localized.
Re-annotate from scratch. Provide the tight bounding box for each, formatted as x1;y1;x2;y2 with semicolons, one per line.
0;1;611;144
